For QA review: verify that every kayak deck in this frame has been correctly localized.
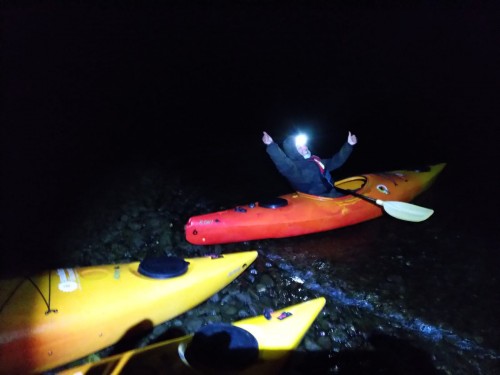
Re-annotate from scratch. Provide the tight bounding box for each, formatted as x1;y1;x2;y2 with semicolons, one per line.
0;251;258;374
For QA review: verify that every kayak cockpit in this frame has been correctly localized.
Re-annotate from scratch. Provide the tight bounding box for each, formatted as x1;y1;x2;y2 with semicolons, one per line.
334;175;367;191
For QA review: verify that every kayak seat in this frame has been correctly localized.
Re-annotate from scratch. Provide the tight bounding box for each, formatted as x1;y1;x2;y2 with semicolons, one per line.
138;255;190;279
185;323;259;371
335;176;367;191
258;197;288;209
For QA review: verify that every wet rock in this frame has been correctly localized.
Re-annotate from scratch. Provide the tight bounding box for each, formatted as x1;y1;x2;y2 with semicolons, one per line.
387;274;404;284
259;274;275;288
303;337;323;351
184;318;204;332
41;164;494;375
222;305;238;316
316;335;332;350
128;222;142;231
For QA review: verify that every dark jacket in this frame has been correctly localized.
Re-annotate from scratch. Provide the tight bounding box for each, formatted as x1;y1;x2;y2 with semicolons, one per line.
266;135;353;196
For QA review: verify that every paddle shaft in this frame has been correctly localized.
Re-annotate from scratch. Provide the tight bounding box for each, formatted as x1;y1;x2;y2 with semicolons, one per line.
335;187;377;203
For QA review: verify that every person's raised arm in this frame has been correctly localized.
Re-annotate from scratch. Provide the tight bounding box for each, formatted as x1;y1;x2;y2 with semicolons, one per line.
262;131;273;145
347;131;357;146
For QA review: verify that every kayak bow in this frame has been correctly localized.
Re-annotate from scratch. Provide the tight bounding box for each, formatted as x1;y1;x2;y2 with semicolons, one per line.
0;251;258;374
57;297;326;375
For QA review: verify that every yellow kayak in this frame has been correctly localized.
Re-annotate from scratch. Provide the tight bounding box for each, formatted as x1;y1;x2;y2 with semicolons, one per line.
0;251;258;374
58;297;326;375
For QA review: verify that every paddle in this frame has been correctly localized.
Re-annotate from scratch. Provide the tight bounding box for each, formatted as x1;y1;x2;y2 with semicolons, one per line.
335;187;434;222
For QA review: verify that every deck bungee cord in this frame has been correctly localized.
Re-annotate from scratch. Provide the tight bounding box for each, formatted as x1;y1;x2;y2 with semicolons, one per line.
28;272;58;314
0;274;57;315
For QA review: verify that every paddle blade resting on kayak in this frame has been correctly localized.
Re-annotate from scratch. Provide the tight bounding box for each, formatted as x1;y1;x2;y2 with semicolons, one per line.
185;163;446;245
333;187;435;222
376;199;434;222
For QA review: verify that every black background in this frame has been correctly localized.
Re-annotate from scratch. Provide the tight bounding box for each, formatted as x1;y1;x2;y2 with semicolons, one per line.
2;1;499;268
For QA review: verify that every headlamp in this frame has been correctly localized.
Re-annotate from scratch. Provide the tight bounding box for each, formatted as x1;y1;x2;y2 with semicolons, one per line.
295;134;308;147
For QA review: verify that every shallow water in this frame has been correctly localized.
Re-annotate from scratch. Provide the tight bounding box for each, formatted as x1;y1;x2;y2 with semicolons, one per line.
12;161;493;375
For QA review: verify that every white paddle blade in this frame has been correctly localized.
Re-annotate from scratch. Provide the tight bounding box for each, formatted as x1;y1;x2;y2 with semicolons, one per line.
375;199;434;222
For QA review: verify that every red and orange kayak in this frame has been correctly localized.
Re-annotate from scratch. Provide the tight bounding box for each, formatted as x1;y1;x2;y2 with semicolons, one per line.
185;163;446;245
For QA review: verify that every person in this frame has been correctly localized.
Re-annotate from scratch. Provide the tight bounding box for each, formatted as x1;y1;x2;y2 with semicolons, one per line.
262;130;358;197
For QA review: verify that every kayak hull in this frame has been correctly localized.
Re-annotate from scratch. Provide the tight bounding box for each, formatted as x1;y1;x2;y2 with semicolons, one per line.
57;297;326;375
185;163;446;245
0;251;258;374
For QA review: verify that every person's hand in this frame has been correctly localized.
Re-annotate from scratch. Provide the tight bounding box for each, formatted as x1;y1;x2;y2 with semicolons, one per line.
262;131;273;145
347;131;357;146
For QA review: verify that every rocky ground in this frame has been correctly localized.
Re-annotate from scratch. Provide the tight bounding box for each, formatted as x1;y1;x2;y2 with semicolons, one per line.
39;162;500;374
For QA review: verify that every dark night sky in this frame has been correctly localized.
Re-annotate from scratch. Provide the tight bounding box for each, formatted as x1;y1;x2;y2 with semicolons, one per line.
1;2;499;265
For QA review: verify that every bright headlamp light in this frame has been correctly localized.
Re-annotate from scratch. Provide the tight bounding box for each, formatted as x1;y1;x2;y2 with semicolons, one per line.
295;134;308;147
